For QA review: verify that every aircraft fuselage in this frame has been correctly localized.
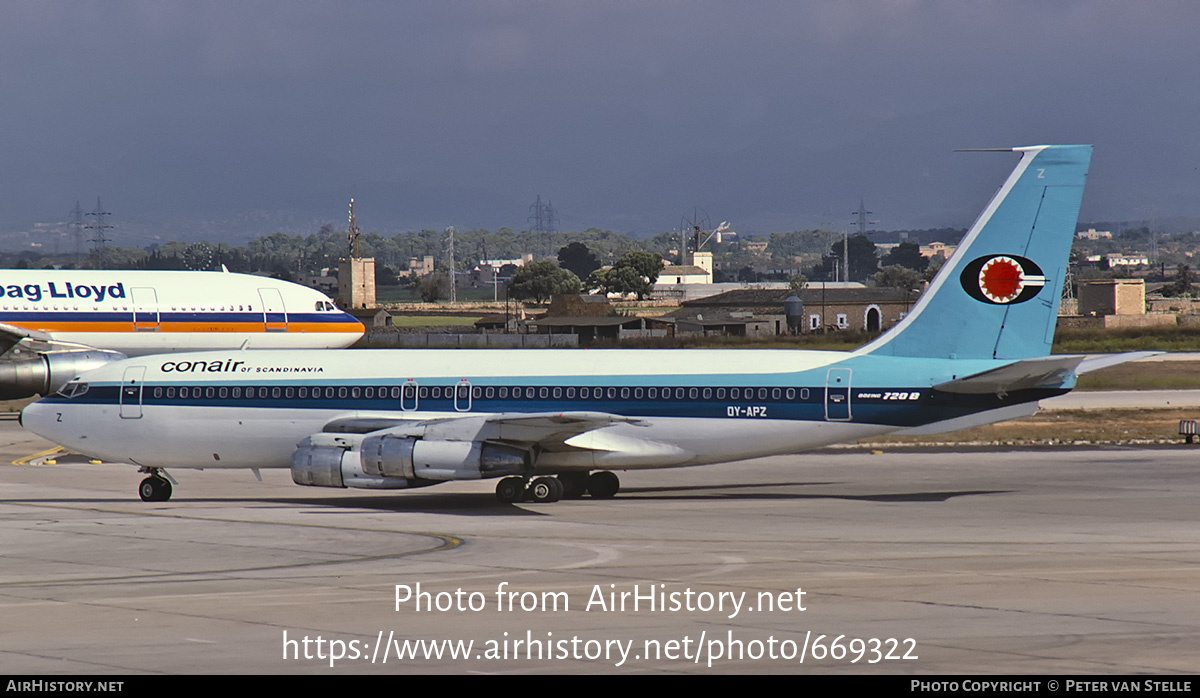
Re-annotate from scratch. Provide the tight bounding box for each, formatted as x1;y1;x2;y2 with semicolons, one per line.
23;348;1065;471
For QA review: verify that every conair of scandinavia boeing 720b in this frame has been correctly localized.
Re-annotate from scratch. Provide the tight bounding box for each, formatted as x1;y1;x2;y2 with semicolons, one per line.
22;145;1141;503
0;269;363;399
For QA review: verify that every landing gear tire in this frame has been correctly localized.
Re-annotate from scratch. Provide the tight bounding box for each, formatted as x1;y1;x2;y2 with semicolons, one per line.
586;471;620;499
527;476;563;503
139;475;172;502
557;472;588;499
495;477;526;503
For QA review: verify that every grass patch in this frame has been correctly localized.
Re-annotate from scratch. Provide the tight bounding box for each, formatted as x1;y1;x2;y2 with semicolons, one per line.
1075;361;1200;390
387;315;482;328
1052;326;1200;353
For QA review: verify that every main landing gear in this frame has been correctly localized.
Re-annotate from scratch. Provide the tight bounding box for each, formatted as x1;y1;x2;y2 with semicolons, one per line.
138;467;173;502
494;471;620;504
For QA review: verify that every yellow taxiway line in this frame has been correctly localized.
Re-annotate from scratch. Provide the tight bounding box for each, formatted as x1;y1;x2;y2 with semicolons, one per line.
12;446;65;466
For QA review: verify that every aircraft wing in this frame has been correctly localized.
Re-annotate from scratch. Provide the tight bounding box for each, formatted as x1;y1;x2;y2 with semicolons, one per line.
324;411;646;452
485;411;647;449
0;322;102;358
0;323;52;357
934;351;1159;395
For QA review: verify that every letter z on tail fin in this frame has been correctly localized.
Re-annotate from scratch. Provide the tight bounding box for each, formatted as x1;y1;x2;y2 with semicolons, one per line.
859;145;1091;361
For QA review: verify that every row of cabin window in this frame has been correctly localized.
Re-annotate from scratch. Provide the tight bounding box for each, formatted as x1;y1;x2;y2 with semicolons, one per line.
150;385;813;402
9;303;335;313
154;385;403;400
473;386;810;401
10;301;345;314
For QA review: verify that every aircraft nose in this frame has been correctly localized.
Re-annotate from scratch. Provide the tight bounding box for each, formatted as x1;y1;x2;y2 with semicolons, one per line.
20;401;38;430
19;401;51;438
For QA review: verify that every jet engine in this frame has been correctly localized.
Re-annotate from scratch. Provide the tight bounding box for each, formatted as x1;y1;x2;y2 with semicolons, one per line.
0;349;127;400
291;432;531;489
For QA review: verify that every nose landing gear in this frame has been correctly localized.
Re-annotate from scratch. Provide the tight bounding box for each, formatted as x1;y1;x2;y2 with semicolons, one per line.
138;467;173;502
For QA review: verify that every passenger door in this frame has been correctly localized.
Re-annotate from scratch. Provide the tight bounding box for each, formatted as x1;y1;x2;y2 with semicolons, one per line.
131;287;159;332
120;366;146;419
824;368;852;421
258;288;288;332
454;380;472;412
401;379;419;411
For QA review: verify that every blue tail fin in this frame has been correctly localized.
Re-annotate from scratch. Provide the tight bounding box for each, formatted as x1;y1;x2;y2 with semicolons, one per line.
860;145;1091;360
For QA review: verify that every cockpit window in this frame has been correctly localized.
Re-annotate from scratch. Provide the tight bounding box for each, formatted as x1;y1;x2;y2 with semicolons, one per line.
57;381;90;399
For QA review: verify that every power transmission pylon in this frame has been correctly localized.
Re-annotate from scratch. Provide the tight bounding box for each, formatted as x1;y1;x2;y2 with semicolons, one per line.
847;200;877;282
70;201;86;266
85;197;113;268
529;195;557;257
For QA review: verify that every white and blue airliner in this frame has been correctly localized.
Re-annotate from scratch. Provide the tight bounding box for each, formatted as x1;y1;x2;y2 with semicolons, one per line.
22;145;1138;503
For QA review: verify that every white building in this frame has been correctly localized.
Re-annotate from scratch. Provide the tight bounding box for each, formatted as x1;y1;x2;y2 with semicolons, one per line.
658;251;714;285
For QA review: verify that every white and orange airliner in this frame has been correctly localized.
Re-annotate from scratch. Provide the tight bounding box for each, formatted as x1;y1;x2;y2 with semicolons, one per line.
0;268;363;398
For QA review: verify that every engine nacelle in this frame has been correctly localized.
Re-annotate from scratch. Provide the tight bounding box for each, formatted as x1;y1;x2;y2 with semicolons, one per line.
0;349;126;400
291;437;349;488
361;434;530;481
292;434;415;489
291;433;532;490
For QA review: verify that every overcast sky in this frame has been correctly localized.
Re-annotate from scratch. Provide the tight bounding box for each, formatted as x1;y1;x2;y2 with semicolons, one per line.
3;1;1199;246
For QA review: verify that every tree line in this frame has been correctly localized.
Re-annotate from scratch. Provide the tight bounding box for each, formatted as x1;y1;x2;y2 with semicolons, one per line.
3;224;965;300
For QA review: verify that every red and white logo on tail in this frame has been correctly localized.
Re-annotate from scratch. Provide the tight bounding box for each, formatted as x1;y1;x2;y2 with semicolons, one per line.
960;254;1046;305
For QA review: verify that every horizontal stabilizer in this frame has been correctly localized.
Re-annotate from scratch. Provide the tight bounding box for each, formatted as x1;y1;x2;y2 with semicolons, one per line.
1074;351;1161;374
935;355;1086;394
935;351;1158;395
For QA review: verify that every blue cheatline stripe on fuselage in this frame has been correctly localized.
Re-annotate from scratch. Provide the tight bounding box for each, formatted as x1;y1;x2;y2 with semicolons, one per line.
41;380;1067;428
0;311;131;323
